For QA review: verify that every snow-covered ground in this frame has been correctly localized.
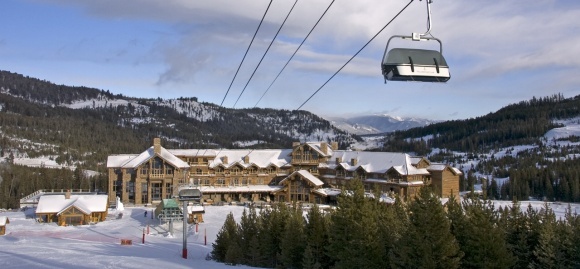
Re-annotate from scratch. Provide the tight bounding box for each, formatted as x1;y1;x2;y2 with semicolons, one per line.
1;201;578;269
0;205;252;269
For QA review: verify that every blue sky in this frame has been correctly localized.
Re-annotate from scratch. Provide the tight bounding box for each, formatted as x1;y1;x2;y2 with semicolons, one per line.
1;0;579;120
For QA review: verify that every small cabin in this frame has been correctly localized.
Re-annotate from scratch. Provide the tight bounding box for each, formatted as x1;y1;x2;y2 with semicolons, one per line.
0;216;9;235
35;193;109;226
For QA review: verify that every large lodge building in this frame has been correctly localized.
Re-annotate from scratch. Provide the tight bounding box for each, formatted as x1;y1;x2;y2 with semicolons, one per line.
107;138;462;206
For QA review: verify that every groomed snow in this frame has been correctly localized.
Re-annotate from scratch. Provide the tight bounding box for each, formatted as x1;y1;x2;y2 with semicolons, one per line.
0;201;578;268
0;205;253;269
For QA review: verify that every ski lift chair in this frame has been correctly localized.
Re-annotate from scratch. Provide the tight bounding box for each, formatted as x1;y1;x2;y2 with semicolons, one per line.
381;0;450;83
381;35;449;83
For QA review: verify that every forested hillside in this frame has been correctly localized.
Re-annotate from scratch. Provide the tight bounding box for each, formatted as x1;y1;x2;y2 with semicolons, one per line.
0;70;359;208
381;93;580;203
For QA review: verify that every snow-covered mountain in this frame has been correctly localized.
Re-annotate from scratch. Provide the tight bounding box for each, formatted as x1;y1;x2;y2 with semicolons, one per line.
327;114;437;135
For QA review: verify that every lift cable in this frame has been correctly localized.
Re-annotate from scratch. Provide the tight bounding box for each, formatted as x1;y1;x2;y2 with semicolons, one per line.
233;0;299;108
220;0;273;107
253;0;335;108
296;0;414;110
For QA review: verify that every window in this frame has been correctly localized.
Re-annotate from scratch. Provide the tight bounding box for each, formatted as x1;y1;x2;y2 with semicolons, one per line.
216;178;225;186
165;183;173;199
196;168;203;175
231;167;240;175
231;178;240;186
141;183;148;204
152;183;162;201
165;166;174;175
242;179;248;185
216;167;224;174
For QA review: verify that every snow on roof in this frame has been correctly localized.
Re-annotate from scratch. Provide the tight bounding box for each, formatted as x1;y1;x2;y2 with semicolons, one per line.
199;185;283;193
187;205;205;213
208;149;292;168
427;163;464;175
304;142;333;157
0;216;8;226
314;188;342;197
280;170;324;187
169;149;217;157
390;165;430;176
36;195;108;214
107;154;138;168
108;147;189;169
330;151;426;174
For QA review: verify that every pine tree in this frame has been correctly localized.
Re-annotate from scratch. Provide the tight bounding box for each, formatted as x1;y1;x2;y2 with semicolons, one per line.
390;186;462;269
327;179;385;269
211;212;239;263
279;204;306;269
504;200;533;269
302;245;321;269
238;206;259;266
530;203;559;269
458;198;515;269
304;204;330;269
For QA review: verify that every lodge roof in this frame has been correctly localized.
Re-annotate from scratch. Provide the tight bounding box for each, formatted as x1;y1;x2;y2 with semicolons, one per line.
0;216;8;226
36;194;108;215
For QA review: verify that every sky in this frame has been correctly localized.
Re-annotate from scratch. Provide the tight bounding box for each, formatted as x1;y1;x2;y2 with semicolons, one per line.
1;0;580;121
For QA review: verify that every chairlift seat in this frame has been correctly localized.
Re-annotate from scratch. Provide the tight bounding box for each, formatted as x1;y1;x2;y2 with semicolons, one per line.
382;48;450;82
178;188;202;201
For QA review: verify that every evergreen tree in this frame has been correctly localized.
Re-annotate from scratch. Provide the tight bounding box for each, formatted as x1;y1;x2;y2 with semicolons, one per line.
530;203;559;269
211;212;239;262
390;186;462;269
458;198;515;269
302;245;321;269
303;204;331;269
279;204;306;269
238;206;259;266
327;179;385;268
503;200;533;269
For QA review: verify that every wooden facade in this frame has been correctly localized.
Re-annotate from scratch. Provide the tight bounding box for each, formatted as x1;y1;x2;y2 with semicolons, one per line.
35;194;109;226
0;216;8;235
107;138;462;205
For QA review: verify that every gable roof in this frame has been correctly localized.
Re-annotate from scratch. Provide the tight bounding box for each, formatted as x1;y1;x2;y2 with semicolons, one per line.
206;149;292;169
329;151;428;175
0;216;8;226
279;170;324;187
427;163;464;175
36;194;108;215
107;146;189;169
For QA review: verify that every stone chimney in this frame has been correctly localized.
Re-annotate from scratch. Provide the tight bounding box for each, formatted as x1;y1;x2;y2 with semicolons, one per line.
331;142;338;150
222;156;228;164
65;189;71;199
351;158;357;166
320;142;328;155
244;155;250;164
153;138;161;154
336;157;342;164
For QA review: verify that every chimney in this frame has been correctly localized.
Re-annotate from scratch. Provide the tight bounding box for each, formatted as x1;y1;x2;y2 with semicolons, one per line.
222;156;228;164
331;142;338;150
351;158;357;166
153;138;161;154
65;190;71;199
292;142;301;148
321;142;328;154
244;155;250;164
336;157;342;164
